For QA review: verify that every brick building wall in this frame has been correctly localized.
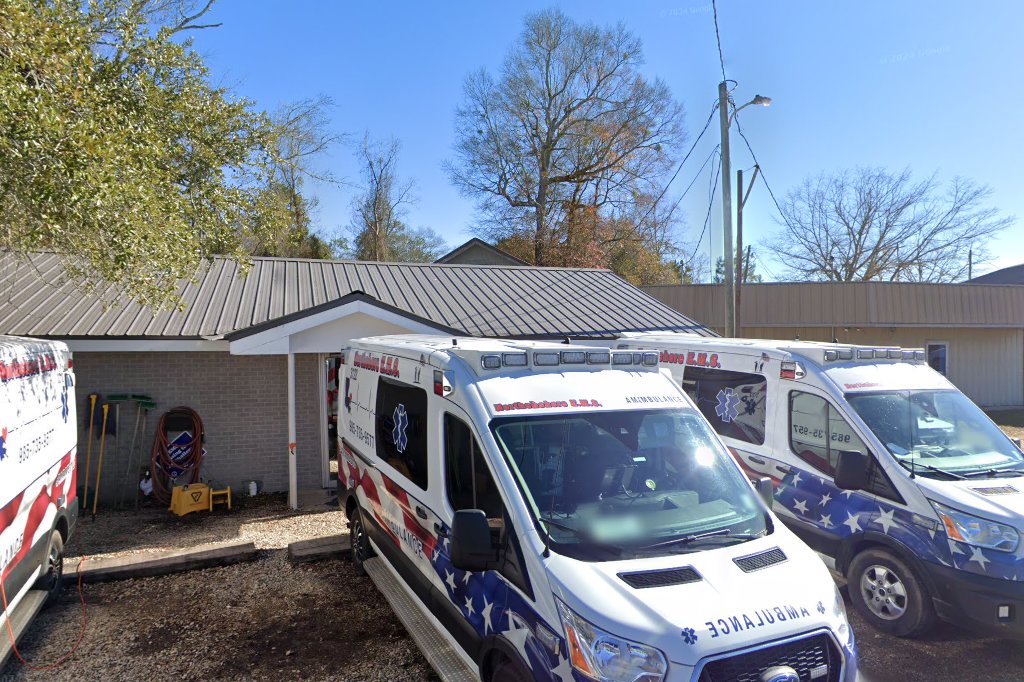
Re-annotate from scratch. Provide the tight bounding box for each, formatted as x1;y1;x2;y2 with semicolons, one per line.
72;351;324;504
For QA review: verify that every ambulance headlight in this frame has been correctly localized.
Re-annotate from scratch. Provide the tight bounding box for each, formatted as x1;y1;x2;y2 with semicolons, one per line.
930;501;1020;552
557;599;666;682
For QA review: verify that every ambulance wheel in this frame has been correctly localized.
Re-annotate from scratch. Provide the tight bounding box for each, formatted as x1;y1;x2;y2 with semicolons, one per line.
36;531;64;606
490;658;531;682
350;507;373;576
848;547;935;637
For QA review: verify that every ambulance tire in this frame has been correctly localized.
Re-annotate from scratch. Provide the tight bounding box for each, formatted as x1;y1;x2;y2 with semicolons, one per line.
490;658;531;682
350;507;373;576
36;531;64;606
848;547;935;638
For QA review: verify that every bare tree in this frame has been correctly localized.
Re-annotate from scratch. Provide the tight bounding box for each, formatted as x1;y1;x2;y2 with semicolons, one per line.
446;9;685;265
347;135;444;262
770;168;1014;282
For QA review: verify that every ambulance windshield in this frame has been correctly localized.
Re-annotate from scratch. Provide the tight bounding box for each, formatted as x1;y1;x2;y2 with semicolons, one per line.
491;408;768;560
847;390;1024;478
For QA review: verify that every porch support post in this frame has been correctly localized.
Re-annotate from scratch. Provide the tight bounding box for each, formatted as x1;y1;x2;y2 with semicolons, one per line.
288;351;298;509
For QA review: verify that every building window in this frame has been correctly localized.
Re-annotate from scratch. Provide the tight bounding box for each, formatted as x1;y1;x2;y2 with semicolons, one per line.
444;413;503;519
375;377;429;490
927;342;948;376
789;391;869;476
681;366;767;445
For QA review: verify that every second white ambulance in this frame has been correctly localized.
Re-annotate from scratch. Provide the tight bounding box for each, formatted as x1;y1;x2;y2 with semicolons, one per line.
339;335;857;682
618;332;1024;639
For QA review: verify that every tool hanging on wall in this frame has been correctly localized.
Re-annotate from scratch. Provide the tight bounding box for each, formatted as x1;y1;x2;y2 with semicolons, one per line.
150;407;205;506
117;395;154;509
92;403;110;520
81;394;98;511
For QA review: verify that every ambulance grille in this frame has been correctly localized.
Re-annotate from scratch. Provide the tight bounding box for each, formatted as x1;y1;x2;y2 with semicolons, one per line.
698;632;840;682
970;485;1019;496
733;548;787;573
618;566;701;589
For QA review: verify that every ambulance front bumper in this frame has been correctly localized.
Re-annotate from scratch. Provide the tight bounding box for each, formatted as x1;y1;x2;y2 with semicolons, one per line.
925;559;1024;637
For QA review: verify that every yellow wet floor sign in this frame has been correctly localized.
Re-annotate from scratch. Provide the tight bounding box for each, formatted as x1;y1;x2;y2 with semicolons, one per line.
169;483;210;516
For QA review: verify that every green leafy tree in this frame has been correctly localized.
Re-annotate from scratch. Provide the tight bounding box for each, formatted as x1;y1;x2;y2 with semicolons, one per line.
713;250;762;284
0;0;298;306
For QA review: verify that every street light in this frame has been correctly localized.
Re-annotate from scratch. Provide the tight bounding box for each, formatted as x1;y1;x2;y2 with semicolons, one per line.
718;83;771;337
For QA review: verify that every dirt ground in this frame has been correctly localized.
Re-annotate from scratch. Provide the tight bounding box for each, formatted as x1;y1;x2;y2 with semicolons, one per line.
990;408;1024;441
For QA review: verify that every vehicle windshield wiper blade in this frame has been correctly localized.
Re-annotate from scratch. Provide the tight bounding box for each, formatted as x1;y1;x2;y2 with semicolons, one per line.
960;467;1024;479
541;517;623;553
896;458;965;480
636;528;761;551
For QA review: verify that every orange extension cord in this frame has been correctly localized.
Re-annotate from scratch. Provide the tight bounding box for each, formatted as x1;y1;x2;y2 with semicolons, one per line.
150;407;205;505
0;556;88;670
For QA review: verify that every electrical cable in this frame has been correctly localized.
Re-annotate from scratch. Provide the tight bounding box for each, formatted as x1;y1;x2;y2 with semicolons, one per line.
634;101;720;230
686;148;722;274
711;0;728;81
663;145;720;218
1;556;88;670
733;114;791;227
150;407;205;505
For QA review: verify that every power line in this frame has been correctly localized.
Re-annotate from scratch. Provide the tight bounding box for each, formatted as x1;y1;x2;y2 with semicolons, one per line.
635;101;719;228
711;0;728;82
732;113;790;228
687;147;722;275
665;145;720;217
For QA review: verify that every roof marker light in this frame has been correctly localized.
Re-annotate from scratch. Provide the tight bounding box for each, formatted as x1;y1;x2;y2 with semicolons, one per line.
780;360;805;380
481;354;501;370
642;352;659;367
534;352;560;366
857;349;874;360
632;353;644;365
887;349;902;359
560;351;587;364
914;350;926;362
502;353;528;367
611;353;633;366
824;350;838;361
837;349;854;361
901;350;916;361
587;351;610;365
434;369;453;396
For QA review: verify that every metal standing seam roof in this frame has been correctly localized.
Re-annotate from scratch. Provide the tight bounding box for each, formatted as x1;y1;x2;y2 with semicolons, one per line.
642;281;1024;328
0;252;712;340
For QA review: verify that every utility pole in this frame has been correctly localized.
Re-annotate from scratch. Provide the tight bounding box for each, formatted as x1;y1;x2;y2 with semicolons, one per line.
968;248;973;280
719;81;735;337
736;166;759;336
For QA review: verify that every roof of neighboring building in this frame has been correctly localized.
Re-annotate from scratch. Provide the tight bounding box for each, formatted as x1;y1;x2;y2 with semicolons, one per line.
0;252;710;340
968;263;1024;285
642;281;1024;328
434;238;529;266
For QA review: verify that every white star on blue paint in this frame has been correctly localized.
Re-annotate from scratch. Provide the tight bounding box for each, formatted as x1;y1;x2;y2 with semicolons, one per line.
819;513;833;528
481;597;495;634
790;471;803;486
464;596;475;616
793;499;809;514
819;492;832;506
445;569;457;593
874;507;895;534
968;546;990;571
842;512;862;533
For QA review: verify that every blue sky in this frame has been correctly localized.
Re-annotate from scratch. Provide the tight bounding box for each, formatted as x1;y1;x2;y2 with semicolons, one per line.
191;1;1023;279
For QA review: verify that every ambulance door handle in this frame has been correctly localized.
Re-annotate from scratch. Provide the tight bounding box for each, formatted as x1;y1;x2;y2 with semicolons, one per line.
434;523;448;538
748;456;766;465
415;505;429;520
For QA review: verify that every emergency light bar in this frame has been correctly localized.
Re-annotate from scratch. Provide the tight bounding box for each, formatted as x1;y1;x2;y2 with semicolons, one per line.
822;347;926;363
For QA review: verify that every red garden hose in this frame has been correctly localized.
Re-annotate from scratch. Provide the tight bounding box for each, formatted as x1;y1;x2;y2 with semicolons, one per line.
149;407;205;505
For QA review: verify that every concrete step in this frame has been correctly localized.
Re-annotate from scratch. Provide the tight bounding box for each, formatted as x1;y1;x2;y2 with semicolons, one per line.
0;589;48;669
363;557;478;682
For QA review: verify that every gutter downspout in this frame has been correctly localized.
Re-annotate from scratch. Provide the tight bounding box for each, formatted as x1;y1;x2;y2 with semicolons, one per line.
288;351;298;510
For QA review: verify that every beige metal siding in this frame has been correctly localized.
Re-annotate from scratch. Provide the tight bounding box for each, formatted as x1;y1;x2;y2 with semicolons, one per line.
741;326;1024;408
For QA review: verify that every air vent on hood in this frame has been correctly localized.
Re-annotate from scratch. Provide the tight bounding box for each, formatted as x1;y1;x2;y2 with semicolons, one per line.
733;548;787;573
618;566;702;589
970;485;1020;496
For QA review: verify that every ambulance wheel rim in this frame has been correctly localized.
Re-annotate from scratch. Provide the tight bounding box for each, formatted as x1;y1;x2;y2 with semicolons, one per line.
352;515;368;564
860;563;908;620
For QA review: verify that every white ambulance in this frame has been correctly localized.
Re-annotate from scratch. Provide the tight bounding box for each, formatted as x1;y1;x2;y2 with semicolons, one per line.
0;337;77;667
617;332;1024;639
338;335;857;682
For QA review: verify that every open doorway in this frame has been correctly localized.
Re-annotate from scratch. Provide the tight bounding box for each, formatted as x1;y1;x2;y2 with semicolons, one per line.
322;353;342;488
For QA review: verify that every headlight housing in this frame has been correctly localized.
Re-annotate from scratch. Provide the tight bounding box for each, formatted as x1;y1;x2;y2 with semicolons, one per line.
931;500;1020;552
556;599;667;682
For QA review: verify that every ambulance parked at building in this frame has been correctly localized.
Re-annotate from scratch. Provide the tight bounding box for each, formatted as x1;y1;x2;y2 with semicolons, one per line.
0;337;77;666
618;332;1024;639
338;335;857;682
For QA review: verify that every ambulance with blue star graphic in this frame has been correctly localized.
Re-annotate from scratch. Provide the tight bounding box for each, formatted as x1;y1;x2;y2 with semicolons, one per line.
338;335;857;682
617;333;1024;639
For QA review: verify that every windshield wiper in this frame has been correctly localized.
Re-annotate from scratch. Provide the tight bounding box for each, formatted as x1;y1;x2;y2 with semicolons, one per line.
636;528;762;551
960;467;1024;479
896;458;965;480
540;517;624;554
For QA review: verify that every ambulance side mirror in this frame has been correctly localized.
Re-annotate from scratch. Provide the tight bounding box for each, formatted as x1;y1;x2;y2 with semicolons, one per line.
755;478;774;509
1012;437;1022;451
834;450;870;491
451;509;495;572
